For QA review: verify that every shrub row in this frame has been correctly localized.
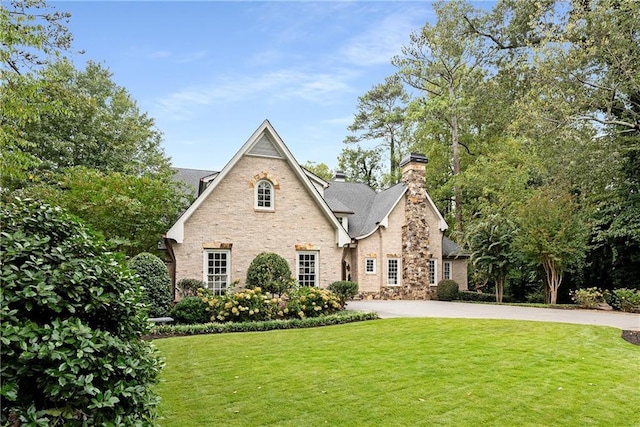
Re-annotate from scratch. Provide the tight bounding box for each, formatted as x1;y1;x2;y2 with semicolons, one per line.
572;287;640;313
150;311;378;337
457;290;514;303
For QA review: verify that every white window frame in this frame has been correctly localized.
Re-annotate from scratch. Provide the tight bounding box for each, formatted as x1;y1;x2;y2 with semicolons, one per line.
443;261;452;280
203;249;231;295
297;251;318;287
387;258;400;286
429;259;437;285
255;179;274;210
365;257;376;275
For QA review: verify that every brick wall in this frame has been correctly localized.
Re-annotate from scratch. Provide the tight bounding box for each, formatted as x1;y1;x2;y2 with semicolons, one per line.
171;155;343;288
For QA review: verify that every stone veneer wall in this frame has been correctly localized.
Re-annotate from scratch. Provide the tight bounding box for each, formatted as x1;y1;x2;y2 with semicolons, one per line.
400;159;432;299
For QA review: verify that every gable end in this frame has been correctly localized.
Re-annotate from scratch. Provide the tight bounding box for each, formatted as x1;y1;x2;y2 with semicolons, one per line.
248;133;283;158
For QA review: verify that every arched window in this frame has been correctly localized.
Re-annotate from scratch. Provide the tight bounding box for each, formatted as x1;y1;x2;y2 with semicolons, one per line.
255;180;274;210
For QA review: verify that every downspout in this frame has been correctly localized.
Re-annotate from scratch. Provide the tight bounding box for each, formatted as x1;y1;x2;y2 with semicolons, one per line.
378;227;384;292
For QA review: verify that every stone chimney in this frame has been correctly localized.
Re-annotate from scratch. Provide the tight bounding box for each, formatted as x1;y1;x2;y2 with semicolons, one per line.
400;153;431;295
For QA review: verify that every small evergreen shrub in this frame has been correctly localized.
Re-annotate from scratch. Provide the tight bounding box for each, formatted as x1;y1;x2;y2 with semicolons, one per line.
285;287;341;318
171;297;210;324
328;281;359;307
613;288;640;313
0;198;161;425
436;279;459;301
245;252;292;295
129;252;172;317
176;278;205;298
571;287;605;309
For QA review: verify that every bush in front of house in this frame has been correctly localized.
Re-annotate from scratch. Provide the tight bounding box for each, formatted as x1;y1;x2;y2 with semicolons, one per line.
176;278;205;298
245;252;293;295
285;286;342;318
328;280;359;307
202;287;281;323
458;290;496;302
436;279;460;301
0;198;161;425
171;297;210;324
128;252;172;317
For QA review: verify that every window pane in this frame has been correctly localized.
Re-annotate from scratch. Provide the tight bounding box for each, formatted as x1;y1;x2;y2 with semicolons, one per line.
206;251;229;295
387;259;398;285
298;252;317;287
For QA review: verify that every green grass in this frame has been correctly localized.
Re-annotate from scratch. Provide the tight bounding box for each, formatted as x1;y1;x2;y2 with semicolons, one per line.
153;318;640;426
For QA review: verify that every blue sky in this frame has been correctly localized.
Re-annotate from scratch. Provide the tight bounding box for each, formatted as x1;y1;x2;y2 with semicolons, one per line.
58;1;437;171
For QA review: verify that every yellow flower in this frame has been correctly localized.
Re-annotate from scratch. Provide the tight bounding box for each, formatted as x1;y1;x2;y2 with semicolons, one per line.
232;307;239;315
314;306;321;311
298;311;305;318
249;310;254;315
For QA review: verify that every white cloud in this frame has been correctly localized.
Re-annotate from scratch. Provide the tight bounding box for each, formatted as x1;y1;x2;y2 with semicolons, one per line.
150;67;358;120
340;8;430;67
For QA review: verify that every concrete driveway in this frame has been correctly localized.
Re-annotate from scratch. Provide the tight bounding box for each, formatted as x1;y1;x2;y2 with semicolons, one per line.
347;300;640;331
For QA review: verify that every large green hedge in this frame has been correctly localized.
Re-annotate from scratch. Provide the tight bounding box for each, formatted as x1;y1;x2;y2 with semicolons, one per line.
0;198;162;425
128;252;172;317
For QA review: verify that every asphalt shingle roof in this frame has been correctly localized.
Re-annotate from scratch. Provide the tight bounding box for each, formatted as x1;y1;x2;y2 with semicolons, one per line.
172;168;218;197
325;181;406;238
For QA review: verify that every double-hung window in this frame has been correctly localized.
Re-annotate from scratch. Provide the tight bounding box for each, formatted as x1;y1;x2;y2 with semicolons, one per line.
365;258;376;274
297;251;318;287
443;261;452;280
387;258;399;286
255;180;274;210
429;259;437;285
204;250;230;295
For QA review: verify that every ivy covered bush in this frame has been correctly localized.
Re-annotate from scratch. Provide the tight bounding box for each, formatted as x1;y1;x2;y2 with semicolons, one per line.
128;252;172;317
245;252;292;295
436;279;460;301
0;198;162;426
328;281;359;307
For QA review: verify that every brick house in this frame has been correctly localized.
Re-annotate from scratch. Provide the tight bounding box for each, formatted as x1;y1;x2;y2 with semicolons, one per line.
165;120;467;299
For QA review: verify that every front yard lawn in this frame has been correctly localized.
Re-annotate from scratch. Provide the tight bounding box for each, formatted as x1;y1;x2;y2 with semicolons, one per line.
153;318;639;426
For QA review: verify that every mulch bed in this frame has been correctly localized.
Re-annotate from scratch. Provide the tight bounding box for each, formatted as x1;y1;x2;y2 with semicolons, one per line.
621;330;640;346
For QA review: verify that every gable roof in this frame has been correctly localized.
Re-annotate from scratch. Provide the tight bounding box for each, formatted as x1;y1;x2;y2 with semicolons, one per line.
325;181;406;239
443;236;468;258
166;120;351;247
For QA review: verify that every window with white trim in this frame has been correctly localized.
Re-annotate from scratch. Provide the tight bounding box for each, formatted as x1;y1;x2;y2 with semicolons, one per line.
204;250;231;295
297;251;318;287
443;261;452;280
429;259;437;285
365;258;376;274
387;258;400;286
255;180;274;210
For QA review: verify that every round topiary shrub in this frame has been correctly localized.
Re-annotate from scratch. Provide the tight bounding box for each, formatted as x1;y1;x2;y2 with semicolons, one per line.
176;278;205;298
437;279;460;301
0;198;161;425
171;296;211;324
328;281;359;307
129;252;172;317
245;252;292;295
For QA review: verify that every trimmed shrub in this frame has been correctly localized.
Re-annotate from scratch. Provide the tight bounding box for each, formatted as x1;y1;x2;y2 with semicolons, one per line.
436;279;459;301
171;297;210;324
458;290;496;302
176;278;205;298
129;252;172;317
285;287;342;318
245;252;292;295
328;281;359;307
0;198;161;425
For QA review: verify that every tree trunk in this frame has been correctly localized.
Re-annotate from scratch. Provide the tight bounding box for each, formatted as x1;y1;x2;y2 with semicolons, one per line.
495;276;505;303
542;256;563;305
448;82;463;235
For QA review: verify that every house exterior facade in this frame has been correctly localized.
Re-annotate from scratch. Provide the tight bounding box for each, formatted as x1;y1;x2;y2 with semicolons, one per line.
165;120;467;299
